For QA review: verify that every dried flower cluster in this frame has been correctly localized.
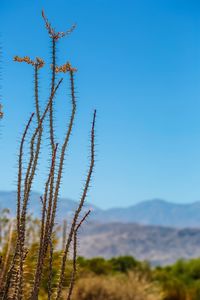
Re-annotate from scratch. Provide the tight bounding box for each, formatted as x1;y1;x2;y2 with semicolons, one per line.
0;10;96;300
14;56;45;69
54;62;77;73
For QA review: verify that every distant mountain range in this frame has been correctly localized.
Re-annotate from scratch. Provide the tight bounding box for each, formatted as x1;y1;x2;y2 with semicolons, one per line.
1;191;200;228
94;199;200;228
79;222;200;265
1;191;200;265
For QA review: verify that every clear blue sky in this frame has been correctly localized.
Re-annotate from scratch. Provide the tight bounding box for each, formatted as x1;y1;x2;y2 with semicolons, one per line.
1;0;200;208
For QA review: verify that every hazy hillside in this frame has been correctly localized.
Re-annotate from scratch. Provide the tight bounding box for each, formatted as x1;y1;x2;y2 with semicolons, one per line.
0;191;98;221
94;199;200;227
79;222;200;265
1;191;200;227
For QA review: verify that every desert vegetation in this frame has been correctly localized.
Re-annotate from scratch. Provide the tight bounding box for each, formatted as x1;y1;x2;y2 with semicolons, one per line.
0;211;161;300
0;11;96;300
1;209;200;300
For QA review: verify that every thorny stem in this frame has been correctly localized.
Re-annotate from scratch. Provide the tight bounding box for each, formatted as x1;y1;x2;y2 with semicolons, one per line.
18;63;42;300
0;222;13;287
17;113;35;235
16;113;34;300
47;238;54;300
31;70;77;300
18;79;62;299
30;144;58;300
67;210;91;300
2;79;63;300
1;114;35;299
67;230;77;300
2;243;18;299
34;65;41;123
23;78;62;201
50;70;76;240
55;110;96;300
49;38;56;153
62;220;67;251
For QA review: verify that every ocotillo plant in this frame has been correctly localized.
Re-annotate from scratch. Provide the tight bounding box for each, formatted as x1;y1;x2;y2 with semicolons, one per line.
0;11;96;300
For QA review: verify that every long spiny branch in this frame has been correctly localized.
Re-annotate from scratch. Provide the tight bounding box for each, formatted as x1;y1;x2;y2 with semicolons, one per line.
67;210;91;300
55;110;96;300
30;144;58;300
